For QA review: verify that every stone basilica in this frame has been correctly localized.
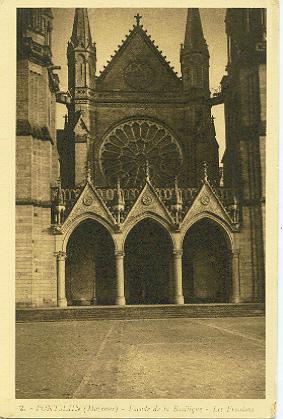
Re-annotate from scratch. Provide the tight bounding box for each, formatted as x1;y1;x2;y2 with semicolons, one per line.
16;8;266;309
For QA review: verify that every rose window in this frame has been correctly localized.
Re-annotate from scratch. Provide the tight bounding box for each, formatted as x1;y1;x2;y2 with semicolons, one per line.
99;119;182;187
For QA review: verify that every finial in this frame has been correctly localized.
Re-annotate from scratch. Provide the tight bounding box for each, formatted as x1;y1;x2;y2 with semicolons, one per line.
145;160;150;182
172;175;183;224
174;175;179;190
57;176;62;188
174;176;182;202
86;163;92;183
117;176;121;191
56;176;64;208
233;193;239;205
203;161;208;182
113;176;124;224
134;13;142;26
231;193;240;223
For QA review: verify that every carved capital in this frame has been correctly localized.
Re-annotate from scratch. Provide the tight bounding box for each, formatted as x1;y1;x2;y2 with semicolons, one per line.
115;250;125;258
51;225;63;235
231;249;240;258
114;224;122;233
173;249;183;257
55;251;67;261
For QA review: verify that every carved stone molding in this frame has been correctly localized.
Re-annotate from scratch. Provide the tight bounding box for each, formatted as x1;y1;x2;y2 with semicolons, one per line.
83;195;93;206
200;195;210;206
115;250;125;258
55;251;67;261
173;249;183;257
124;60;155;90
142;194;153;206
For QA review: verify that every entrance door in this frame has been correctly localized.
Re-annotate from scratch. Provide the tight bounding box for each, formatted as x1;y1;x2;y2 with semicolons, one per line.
125;219;172;304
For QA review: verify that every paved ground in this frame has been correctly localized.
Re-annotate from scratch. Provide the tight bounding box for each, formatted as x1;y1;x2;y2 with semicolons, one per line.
16;317;265;399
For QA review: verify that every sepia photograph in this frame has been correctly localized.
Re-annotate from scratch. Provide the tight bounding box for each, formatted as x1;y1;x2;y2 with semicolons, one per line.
7;1;277;416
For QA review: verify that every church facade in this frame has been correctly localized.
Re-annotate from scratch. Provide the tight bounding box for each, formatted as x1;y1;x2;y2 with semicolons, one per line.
16;8;266;308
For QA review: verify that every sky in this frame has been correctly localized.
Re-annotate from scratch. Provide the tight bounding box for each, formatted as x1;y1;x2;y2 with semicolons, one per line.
52;8;227;159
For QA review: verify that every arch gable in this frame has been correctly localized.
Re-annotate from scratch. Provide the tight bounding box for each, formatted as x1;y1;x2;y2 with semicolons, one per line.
181;181;234;231
182;214;233;304
62;212;116;252
123;180;175;230
123;211;174;248
61;181;116;236
181;212;234;251
74;114;89;137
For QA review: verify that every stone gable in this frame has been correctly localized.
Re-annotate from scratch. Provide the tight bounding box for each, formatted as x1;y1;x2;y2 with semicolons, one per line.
123;181;175;229
98;27;181;93
181;181;234;229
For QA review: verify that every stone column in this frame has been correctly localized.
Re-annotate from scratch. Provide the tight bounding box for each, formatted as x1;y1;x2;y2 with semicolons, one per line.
56;251;67;307
91;262;97;305
115;250;126;306
172;250;184;304
168;256;174;302
231;250;241;303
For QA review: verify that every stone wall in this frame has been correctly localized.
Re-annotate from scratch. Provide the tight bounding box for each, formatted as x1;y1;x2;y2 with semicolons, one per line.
16;58;58;308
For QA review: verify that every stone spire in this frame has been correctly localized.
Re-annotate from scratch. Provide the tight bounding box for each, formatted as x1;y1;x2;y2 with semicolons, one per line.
180;8;210;94
71;8;93;49
184;8;207;52
67;8;96;186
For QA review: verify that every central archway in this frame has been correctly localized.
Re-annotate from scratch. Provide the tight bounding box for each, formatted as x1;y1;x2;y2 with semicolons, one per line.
124;219;172;304
65;219;115;306
182;218;232;303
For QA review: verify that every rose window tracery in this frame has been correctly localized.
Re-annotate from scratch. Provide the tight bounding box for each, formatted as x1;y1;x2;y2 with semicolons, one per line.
99;119;183;187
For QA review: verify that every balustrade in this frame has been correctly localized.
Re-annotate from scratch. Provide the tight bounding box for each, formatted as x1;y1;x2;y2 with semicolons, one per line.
51;184;236;225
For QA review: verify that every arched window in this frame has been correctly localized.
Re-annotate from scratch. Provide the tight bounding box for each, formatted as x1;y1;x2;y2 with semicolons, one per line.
77;54;86;87
47;21;52;47
190;55;204;88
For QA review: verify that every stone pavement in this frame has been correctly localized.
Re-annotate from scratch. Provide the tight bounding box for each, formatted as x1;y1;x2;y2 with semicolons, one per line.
16;317;265;399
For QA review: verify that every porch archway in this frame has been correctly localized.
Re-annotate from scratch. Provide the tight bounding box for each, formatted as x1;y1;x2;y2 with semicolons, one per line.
124;218;173;304
65;219;115;305
182;218;232;303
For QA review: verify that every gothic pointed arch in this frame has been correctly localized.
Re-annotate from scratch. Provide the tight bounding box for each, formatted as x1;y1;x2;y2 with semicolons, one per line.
122;180;175;234
181;179;238;235
60;181;117;239
124;218;173;304
76;54;87;86
182;217;233;304
65;218;116;306
123;213;174;250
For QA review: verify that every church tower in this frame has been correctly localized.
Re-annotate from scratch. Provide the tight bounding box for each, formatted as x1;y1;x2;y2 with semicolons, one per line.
181;8;209;97
16;9;60;307
181;9;219;185
67;8;96;186
222;9;266;301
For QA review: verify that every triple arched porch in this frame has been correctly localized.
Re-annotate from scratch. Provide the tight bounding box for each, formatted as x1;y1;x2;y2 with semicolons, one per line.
55;214;240;307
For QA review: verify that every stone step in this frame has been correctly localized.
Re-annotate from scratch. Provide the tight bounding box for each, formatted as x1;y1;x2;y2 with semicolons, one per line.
16;303;265;322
